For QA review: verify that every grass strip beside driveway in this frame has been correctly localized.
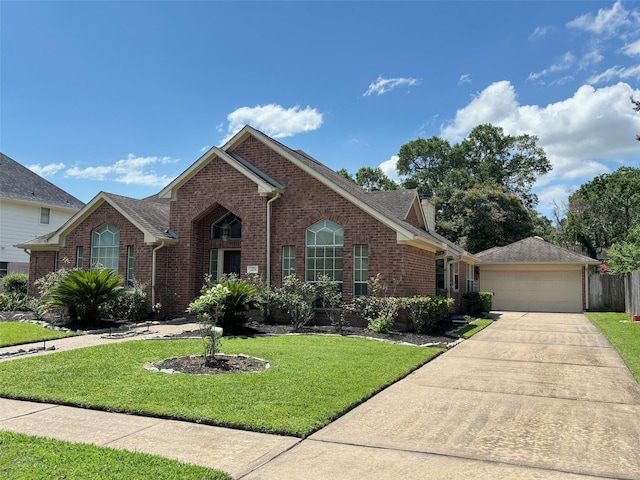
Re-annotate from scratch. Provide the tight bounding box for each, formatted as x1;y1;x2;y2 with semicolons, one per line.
0;335;442;437
0;431;231;480
585;312;640;382
0;322;78;347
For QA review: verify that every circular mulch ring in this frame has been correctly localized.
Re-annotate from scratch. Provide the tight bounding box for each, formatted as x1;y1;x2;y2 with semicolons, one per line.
152;354;269;375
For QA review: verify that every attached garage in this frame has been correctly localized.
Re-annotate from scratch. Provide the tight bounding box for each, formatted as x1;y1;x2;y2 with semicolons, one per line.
476;237;599;313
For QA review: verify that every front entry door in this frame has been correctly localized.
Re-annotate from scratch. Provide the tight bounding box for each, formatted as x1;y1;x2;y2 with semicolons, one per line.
224;250;241;276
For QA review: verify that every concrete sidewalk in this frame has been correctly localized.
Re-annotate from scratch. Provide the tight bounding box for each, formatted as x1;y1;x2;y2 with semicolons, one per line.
2;313;640;479
0;319;203;361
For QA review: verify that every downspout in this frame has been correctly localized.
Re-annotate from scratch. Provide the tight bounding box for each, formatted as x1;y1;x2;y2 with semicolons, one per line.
266;193;281;287
152;242;167;308
584;263;589;311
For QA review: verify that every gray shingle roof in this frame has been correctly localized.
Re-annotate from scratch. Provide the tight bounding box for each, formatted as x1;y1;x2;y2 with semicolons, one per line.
366;190;417;221
475;236;599;264
101;193;173;241
0;153;84;209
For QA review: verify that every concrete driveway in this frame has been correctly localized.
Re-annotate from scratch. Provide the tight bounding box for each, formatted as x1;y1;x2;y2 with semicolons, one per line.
243;312;640;479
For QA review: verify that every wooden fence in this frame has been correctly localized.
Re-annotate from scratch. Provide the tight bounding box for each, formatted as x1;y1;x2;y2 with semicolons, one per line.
589;271;640;314
588;273;626;312
624;270;640;315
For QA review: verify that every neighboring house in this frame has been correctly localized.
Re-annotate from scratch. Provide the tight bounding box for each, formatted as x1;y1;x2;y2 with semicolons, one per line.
0;153;84;277
17;126;478;313
476;236;599;313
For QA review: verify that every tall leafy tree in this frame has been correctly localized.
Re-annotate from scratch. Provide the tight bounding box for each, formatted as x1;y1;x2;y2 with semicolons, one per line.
566;167;640;258
607;224;640;274
397;124;551;251
337;167;398;191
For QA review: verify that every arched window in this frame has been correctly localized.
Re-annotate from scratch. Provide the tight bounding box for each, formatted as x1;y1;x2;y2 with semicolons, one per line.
305;220;343;285
211;213;242;241
91;224;120;271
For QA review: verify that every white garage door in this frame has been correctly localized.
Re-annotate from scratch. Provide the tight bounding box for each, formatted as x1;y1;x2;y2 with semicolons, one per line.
480;269;583;313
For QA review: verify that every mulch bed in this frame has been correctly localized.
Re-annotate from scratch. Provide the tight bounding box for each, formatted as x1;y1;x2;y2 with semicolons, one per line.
154;354;269;375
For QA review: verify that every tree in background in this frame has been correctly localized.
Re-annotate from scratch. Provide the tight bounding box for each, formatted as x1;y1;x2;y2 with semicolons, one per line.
565;167;640;258
337;166;398;191
397;124;552;252
607;224;640;274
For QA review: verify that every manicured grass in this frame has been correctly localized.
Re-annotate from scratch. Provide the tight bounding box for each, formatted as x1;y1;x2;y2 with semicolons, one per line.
585;312;640;382
0;322;77;347
0;335;442;437
454;319;493;339
0;431;231;479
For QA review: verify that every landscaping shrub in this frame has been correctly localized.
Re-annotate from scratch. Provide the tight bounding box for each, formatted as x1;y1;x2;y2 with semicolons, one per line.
404;296;454;333
1;273;28;295
217;274;259;332
32;262;78;320
462;291;493;317
247;274;274;322
193;274;259;333
42;268;125;326
0;292;28;312
103;280;149;321
349;276;401;333
274;274;317;329
315;274;347;333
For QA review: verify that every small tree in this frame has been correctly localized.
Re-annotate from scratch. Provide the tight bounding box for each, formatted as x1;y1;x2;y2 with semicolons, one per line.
42;268;125;327
187;283;230;364
274;274;317;329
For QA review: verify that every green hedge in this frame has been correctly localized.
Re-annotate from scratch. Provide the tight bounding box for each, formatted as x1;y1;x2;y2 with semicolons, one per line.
462;291;493;317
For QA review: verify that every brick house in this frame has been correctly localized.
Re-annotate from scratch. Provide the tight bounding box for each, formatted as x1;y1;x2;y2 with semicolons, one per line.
18;126;478;314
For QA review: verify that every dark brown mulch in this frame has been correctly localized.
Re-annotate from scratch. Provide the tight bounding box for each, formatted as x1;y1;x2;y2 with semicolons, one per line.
154;354;269;375
235;320;460;346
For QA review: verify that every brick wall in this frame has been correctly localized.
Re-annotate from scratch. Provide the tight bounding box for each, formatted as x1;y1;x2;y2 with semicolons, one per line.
28;202;157;301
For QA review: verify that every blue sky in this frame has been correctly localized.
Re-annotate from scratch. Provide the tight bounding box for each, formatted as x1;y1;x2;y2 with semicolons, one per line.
3;1;640;221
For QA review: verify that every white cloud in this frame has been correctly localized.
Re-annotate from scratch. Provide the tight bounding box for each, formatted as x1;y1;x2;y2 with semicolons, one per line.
377;155;403;183
458;73;471;85
529;25;552;40
587;64;640;84
440;80;640;213
363;75;421;96
567;0;632;37
528;52;576;82
28;162;65;177
222;104;323;144
622;39;640;56
65;154;177;186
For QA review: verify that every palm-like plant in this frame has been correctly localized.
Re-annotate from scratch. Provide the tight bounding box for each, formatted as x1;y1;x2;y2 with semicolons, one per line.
44;268;125;327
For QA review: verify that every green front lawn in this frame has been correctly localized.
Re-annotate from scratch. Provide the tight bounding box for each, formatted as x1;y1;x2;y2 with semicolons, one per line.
0;322;77;348
0;431;231;480
454;319;493;339
585;312;640;382
0;335;442;437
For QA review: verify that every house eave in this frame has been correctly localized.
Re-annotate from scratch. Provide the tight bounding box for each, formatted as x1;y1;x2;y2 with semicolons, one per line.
158;147;281;201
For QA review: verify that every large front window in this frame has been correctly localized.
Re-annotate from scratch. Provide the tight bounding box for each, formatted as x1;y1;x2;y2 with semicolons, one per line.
91;224;119;271
305;220;343;285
